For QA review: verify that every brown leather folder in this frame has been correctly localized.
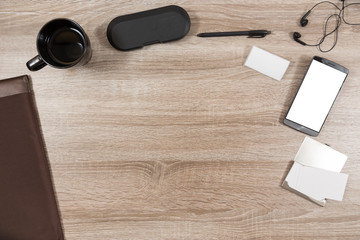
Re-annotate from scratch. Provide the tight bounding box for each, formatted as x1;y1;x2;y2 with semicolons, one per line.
0;75;64;240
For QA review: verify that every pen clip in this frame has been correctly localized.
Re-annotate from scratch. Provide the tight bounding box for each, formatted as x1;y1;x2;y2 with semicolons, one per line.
247;30;269;38
248;34;266;38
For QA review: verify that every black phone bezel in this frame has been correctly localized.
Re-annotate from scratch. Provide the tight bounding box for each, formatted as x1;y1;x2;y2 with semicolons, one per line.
283;56;349;136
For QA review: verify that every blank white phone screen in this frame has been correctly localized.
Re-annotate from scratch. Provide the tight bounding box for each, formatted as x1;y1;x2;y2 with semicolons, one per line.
286;60;347;132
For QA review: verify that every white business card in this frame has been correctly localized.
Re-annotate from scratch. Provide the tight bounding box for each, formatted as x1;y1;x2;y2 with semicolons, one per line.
244;46;290;81
294;137;347;172
286;162;348;202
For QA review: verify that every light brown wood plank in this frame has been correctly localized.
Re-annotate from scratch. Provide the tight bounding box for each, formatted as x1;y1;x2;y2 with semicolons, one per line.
1;0;360;239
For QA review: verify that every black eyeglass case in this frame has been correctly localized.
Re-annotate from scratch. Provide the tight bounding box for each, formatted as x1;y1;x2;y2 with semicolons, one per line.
107;5;191;51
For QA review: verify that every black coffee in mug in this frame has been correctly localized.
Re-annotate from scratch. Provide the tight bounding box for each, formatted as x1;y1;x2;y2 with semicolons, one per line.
48;28;85;64
27;19;91;71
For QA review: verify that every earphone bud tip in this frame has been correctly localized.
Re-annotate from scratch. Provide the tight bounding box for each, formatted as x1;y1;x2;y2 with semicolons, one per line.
293;32;301;38
300;19;308;27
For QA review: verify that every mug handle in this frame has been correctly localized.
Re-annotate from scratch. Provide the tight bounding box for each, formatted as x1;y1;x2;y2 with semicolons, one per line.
26;55;47;71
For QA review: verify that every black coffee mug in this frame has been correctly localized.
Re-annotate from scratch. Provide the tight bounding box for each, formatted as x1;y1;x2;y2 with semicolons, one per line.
26;18;92;71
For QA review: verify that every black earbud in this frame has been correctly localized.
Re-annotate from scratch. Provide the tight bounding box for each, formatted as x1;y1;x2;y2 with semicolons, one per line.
300;10;312;27
293;32;307;45
300;18;308;27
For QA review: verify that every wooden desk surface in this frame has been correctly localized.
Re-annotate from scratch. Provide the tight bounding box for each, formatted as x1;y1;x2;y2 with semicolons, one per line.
1;0;360;239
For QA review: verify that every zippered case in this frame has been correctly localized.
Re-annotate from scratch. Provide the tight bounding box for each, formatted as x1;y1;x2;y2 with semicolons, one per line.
107;5;191;51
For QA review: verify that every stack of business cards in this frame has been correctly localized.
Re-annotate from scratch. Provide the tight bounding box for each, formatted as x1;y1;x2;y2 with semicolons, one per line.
282;137;349;206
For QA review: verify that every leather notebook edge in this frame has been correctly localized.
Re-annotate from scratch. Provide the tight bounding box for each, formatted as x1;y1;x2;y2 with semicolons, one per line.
0;75;30;98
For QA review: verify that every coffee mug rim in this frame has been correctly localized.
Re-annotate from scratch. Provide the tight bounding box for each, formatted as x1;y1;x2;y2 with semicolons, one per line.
36;18;89;69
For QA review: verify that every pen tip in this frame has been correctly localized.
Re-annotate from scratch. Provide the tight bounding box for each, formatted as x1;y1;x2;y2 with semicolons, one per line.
197;33;203;37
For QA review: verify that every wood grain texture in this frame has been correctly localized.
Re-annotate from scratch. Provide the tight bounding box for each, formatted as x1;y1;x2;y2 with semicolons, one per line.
1;0;360;239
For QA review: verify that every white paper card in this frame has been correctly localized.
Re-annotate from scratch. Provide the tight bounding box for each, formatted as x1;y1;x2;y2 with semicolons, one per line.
286;162;348;201
294;137;347;172
244;46;290;81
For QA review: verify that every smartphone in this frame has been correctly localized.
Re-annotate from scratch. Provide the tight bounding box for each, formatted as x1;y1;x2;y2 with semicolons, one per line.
284;56;349;136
